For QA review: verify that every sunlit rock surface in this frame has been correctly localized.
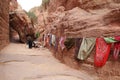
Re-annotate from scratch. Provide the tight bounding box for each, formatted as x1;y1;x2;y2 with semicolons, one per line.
0;0;9;50
9;1;35;43
45;0;120;37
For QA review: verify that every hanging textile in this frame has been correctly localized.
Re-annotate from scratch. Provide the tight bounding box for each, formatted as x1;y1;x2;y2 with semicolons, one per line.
104;37;117;43
59;36;66;50
49;34;52;46
43;34;47;47
115;36;120;41
51;34;56;46
64;38;75;50
95;38;111;67
113;36;120;60
54;37;59;53
77;38;96;60
113;42;120;60
74;38;83;58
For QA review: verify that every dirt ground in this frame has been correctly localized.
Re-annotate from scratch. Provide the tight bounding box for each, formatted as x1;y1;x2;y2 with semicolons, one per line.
0;43;98;80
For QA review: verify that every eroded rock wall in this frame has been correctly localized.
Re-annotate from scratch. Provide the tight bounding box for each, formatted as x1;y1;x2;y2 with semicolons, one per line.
46;0;120;37
0;0;9;50
43;0;120;80
48;0;120;12
48;0;80;12
9;0;35;43
9;0;18;12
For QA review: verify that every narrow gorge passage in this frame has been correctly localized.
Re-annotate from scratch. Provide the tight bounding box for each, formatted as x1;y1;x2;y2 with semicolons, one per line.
1;0;120;80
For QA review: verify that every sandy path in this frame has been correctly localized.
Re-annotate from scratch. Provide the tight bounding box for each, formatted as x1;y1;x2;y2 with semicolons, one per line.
0;43;97;80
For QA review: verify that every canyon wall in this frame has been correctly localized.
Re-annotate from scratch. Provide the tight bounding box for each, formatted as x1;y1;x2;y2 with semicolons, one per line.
33;1;120;79
9;0;35;43
46;0;120;37
0;0;9;50
40;0;120;80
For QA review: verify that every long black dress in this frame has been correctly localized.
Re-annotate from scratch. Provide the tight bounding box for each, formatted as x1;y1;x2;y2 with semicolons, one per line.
27;36;33;49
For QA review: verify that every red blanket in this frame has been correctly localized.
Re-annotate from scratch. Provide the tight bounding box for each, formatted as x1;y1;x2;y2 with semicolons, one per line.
95;38;111;67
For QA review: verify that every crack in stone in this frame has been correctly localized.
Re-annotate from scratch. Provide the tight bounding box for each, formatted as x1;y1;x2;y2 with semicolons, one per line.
0;60;25;63
24;74;82;80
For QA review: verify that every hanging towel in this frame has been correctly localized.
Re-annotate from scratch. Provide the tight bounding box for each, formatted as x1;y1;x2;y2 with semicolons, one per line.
95;38;111;67
115;36;120;41
75;38;83;58
46;35;50;46
59;36;66;50
51;35;56;46
49;34;52;46
77;38;96;60
43;34;47;47
113;36;120;60
54;37;59;53
64;38;75;50
113;43;120;60
104;37;117;43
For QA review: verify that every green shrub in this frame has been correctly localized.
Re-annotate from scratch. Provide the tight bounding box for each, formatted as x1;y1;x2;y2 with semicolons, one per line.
35;32;40;38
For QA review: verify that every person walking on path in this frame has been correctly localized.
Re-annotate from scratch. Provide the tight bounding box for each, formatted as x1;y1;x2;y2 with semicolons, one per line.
27;36;33;49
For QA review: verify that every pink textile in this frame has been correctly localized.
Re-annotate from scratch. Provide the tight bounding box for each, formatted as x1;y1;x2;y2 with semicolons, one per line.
113;36;120;60
115;36;120;41
113;42;120;60
59;36;66;50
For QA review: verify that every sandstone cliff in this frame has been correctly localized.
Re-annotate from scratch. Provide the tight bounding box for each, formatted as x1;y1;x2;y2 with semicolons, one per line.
44;0;120;37
9;0;18;12
40;0;120;80
9;0;35;43
0;0;9;50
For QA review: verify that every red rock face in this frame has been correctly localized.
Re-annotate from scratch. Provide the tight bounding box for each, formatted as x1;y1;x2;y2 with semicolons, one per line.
9;12;35;43
48;0;120;11
9;0;35;43
0;0;9;50
9;0;18;12
42;0;120;80
48;0;80;12
65;0;80;10
46;0;120;37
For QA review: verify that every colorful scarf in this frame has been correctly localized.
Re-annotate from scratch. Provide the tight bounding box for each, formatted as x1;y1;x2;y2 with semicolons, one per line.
95;38;111;67
74;38;83;58
115;36;120;41
59;36;66;50
113;42;120;60
104;37;117;43
113;36;120;60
